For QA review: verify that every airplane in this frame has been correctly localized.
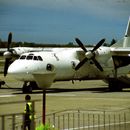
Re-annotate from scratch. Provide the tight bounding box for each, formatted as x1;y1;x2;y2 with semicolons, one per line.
5;17;130;93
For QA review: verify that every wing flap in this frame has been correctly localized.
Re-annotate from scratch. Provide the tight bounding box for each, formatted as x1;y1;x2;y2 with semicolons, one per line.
111;47;130;68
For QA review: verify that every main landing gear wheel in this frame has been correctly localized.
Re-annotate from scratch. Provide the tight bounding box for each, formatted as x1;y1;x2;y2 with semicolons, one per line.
108;79;122;92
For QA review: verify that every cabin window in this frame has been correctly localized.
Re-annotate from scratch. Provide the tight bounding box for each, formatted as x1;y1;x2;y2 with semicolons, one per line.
26;55;33;60
33;56;38;60
38;56;43;61
46;64;54;71
19;55;26;59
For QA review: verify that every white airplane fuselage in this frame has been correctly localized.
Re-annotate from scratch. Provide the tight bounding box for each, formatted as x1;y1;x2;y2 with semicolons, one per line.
8;46;130;89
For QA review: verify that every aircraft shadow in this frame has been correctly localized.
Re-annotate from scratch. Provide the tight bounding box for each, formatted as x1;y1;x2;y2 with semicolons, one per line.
2;85;130;94
13;87;110;94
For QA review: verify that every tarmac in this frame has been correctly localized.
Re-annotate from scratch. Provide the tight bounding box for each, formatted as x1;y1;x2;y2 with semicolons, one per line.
1;76;130;129
1;77;130;115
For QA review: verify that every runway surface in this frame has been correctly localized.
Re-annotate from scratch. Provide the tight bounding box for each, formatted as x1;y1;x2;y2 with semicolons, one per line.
1;79;130;115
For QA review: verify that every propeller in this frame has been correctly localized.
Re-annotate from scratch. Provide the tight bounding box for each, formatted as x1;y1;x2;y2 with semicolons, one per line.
75;38;105;71
8;32;12;50
4;32;12;76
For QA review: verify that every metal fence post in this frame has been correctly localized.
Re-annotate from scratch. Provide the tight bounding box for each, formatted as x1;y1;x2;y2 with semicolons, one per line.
63;115;65;130
98;114;100;130
73;112;75;129
108;114;110;130
78;110;80;129
103;110;105;130
58;115;60;129
114;114;116;130
93;114;94;130
2;115;5;130
22;114;24;130
124;112;126;130
53;113;55;127
68;113;70;129
119;114;121;130
12;114;15;130
83;113;85;130
88;114;90;130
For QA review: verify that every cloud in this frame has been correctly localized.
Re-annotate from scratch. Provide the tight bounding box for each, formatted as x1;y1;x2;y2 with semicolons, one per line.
14;0;130;20
1;0;130;23
1;0;130;42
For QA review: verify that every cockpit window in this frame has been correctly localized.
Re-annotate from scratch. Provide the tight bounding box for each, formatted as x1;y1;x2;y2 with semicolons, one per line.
19;54;43;61
26;55;33;60
33;56;38;60
38;56;43;61
19;55;26;59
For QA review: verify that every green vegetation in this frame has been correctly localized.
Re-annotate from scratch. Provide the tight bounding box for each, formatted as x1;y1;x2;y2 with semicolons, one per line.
36;124;56;130
0;40;95;48
0;41;77;48
0;38;117;48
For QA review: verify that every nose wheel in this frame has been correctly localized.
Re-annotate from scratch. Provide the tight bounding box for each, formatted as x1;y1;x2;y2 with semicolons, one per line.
22;81;39;93
22;82;32;93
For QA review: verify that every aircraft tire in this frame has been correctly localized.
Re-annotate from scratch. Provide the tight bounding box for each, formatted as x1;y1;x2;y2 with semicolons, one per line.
22;83;32;93
29;81;39;90
108;78;122;92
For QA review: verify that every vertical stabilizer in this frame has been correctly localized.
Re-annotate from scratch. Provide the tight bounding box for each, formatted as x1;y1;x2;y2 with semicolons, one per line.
125;16;130;37
123;17;130;47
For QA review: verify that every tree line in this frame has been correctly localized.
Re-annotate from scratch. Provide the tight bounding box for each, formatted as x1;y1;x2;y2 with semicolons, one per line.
0;39;117;48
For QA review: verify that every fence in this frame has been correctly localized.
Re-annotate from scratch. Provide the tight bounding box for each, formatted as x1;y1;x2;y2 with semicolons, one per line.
1;108;130;130
39;108;130;130
0;112;24;130
0;100;37;130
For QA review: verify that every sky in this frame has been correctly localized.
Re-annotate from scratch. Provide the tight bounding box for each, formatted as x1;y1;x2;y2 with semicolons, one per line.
0;0;130;44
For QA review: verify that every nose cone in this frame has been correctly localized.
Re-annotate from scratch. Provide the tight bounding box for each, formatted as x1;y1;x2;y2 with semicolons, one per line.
8;60;23;74
8;60;34;74
8;60;35;81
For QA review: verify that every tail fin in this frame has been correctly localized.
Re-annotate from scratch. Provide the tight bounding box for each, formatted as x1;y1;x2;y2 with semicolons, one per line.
123;17;130;47
112;17;130;47
125;16;130;37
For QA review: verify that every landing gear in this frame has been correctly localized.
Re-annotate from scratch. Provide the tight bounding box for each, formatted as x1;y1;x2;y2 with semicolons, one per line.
22;81;38;93
108;78;123;92
0;81;5;88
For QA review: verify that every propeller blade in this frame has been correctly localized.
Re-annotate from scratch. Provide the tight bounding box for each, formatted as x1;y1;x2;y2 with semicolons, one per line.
92;58;103;71
75;58;88;70
4;58;10;76
4;32;12;76
7;32;12;51
75;38;87;52
92;38;105;52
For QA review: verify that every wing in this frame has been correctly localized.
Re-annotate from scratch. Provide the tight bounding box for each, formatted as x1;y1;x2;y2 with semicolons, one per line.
111;47;130;56
111;47;130;68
